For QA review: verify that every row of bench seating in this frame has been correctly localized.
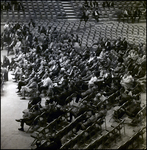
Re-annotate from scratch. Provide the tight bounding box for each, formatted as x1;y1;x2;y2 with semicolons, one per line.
79;21;146;48
31;112;87;148
118;126;146;149
30;89;121;149
85;119;125;149
22;19;146;49
29;88;117;144
130;104;146;125
30;112;69;146
4;16;145;149
1;1;146;23
4;19;145;49
27;75;146;149
1;0;67;22
70;0;146;22
61;117;104;149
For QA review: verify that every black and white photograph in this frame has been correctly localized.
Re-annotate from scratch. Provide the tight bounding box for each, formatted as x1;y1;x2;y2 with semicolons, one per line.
1;0;146;149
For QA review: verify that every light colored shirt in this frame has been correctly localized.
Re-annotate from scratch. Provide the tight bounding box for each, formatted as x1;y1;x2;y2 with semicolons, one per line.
88;57;95;63
42;77;53;87
4;24;9;30
88;76;98;85
121;75;134;84
13;41;21;51
59;77;64;84
120;74;134;90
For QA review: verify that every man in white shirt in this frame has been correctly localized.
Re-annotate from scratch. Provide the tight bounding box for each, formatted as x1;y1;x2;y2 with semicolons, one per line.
88;76;98;87
120;71;134;91
38;75;53;94
3;22;9;31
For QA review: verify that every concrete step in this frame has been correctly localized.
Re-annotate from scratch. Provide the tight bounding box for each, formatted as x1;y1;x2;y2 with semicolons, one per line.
66;16;78;18
62;3;72;6
65;12;76;15
61;1;77;20
64;9;75;12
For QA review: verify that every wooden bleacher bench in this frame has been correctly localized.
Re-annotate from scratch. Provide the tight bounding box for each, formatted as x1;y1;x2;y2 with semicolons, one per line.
86;119;124;149
30;113;68;146
118;126;146;149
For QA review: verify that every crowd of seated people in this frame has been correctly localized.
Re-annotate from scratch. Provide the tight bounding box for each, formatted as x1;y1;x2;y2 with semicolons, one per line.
1;0;24;12
113;1;146;23
79;1;146;23
121;6;144;23
79;0;102;22
2;20;146;149
102;1;114;8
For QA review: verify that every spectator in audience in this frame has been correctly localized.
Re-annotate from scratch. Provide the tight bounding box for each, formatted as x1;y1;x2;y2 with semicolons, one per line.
40;26;46;35
80;8;90;22
7;36;17;55
5;1;12;11
1;71;4;92
2;55;10;70
16;75;26;93
2;19;145;146
38;133;62;150
11;0;18;11
123;9;129;22
13;38;22;55
21;77;38;99
15;104;41;131
92;9;100;22
38;74;53;94
12;66;22;82
28;19;35;28
120;71;134;92
27;91;42;109
25;31;33;48
1;2;5;11
136;7;142;22
9;57;15;71
17;2;24;12
93;0;99;8
2;30;12;53
1;66;8;81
